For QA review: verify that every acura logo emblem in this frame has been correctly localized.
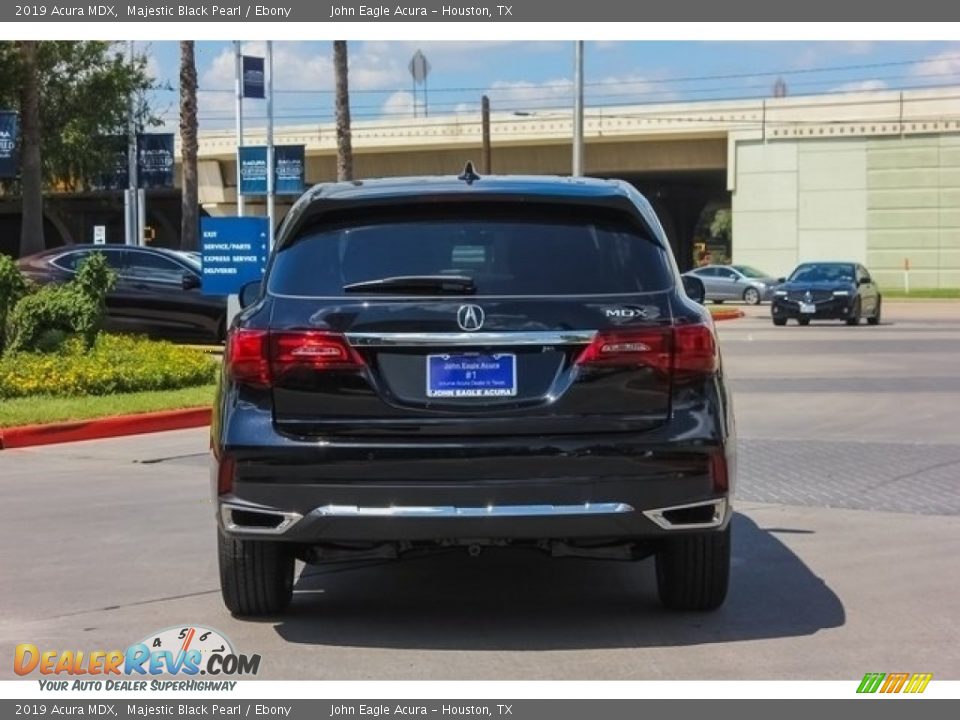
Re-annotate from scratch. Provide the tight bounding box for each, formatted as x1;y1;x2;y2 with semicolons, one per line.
457;304;485;332
804;291;813;302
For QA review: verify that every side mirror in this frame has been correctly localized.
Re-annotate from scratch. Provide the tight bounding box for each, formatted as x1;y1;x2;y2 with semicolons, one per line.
858;277;872;286
181;272;200;290
777;277;786;284
238;280;262;308
681;275;706;304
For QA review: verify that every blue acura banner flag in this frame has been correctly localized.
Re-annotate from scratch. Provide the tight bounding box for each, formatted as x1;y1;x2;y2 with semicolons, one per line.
242;56;265;99
137;133;175;188
275;145;305;195
238;146;268;195
91;134;174;191
0;111;18;178
239;145;306;196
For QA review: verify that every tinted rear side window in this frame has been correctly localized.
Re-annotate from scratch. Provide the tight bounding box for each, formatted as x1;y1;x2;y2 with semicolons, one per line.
268;205;672;296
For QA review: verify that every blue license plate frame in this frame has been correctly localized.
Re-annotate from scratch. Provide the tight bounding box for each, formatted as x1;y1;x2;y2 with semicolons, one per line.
426;353;517;398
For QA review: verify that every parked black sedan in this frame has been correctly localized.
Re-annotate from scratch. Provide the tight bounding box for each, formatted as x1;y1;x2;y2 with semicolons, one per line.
771;261;881;326
18;245;227;343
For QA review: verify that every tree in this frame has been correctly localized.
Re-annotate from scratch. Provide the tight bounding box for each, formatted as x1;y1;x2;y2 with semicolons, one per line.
17;42;42;259
179;41;199;251
333;41;353;182
0;41;156;256
709;208;732;243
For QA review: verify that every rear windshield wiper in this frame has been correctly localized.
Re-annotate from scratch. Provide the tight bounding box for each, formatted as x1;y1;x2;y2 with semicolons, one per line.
343;275;477;295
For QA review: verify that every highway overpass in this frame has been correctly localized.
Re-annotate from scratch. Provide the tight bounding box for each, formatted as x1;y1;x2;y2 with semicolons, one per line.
3;86;958;288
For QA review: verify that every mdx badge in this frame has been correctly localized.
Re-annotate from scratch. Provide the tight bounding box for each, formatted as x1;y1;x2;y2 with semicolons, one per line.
457;304;485;331
604;306;649;320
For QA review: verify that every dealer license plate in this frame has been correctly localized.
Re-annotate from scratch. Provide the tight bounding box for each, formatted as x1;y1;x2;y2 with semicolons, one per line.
426;354;517;398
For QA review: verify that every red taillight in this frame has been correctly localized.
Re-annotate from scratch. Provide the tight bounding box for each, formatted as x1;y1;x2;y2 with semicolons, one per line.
575;328;672;371
673;323;719;375
271;331;364;375
575;323;718;376
226;329;270;388
217;456;236;495
709;451;729;493
225;329;364;388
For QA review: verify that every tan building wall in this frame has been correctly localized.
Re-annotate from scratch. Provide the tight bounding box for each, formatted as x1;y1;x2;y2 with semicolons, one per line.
866;135;960;289
731;133;960;289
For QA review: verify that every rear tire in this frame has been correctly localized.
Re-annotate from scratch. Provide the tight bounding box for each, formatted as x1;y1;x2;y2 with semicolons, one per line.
713;299;725;304
797;318;811;326
867;297;882;326
218;528;294;617
772;317;787;326
743;287;761;305
656;526;730;611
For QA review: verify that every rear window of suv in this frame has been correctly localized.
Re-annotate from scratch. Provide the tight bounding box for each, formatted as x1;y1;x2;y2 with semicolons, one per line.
268;204;673;297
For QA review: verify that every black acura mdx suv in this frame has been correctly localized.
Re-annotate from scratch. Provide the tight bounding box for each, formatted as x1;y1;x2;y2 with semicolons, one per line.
212;171;736;617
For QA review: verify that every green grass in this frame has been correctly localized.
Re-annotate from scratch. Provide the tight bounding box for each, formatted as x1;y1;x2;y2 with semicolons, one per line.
883;289;960;299
0;385;215;428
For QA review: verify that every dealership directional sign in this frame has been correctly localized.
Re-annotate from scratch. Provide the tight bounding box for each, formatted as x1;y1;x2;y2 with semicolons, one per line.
200;216;269;296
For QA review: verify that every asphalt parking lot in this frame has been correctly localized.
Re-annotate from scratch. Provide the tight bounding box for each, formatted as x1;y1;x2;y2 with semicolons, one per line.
2;301;959;680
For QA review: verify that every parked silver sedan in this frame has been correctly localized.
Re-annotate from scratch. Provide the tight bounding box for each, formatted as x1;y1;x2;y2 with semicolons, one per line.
683;264;781;305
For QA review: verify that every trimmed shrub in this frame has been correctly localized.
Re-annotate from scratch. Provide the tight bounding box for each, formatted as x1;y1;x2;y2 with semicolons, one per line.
0;254;29;354
5;252;116;354
0;333;218;399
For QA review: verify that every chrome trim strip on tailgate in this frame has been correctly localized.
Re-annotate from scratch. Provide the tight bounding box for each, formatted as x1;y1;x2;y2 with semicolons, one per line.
345;330;597;347
313;502;634;518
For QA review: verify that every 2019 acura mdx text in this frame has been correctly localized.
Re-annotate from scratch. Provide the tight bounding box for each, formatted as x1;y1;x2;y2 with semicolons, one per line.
212;170;736;617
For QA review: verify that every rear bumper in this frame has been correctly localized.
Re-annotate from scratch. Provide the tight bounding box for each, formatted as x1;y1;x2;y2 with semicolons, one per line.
211;369;736;544
214;440;733;543
218;493;730;543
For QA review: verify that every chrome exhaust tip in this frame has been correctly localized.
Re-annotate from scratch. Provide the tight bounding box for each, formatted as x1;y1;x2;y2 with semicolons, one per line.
643;498;728;530
220;503;302;535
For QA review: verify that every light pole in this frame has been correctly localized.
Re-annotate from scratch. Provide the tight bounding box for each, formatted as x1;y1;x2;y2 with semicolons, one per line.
266;41;275;250
572;40;584;177
126;40;139;245
234;41;245;217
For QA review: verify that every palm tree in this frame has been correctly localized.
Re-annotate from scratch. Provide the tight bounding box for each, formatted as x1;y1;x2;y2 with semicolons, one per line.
333;41;353;182
18;40;44;257
179;41;199;250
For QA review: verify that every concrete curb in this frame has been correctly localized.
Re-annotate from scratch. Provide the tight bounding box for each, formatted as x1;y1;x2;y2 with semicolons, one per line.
710;308;746;321
0;407;211;450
